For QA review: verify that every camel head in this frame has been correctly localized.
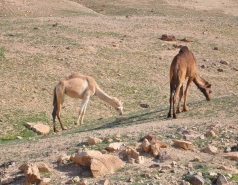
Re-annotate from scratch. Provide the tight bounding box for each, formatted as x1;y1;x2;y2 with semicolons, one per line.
111;97;123;115
202;83;212;101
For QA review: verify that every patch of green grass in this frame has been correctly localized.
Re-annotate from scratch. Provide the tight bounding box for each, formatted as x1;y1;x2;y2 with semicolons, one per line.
231;174;238;181
0;46;5;61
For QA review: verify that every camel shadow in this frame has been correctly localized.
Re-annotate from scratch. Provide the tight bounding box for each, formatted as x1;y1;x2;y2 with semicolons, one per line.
86;107;168;132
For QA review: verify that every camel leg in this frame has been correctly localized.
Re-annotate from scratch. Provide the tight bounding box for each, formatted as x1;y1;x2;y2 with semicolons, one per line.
167;85;173;118
76;96;90;125
173;83;183;118
176;85;183;113
183;78;193;111
52;106;58;132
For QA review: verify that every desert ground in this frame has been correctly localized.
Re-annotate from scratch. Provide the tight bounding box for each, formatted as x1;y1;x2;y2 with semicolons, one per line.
0;0;238;184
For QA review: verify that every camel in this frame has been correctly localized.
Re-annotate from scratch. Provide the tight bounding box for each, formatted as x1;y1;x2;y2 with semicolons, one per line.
168;46;212;119
52;73;123;132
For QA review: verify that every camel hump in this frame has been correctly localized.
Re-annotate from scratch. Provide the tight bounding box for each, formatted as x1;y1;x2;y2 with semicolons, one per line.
179;46;189;54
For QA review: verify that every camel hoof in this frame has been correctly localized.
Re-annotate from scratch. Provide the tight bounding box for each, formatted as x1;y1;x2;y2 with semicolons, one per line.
62;126;68;130
183;107;189;112
75;122;78;126
167;112;172;118
176;109;181;113
54;129;59;133
173;114;177;119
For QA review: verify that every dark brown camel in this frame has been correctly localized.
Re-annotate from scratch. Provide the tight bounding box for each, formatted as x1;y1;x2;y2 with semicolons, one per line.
168;46;212;118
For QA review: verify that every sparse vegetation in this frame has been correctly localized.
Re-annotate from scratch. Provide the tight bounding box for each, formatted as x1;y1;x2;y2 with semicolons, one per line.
0;0;238;184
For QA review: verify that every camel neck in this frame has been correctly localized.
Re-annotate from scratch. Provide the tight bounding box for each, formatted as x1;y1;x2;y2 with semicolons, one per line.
193;75;207;89
95;87;115;107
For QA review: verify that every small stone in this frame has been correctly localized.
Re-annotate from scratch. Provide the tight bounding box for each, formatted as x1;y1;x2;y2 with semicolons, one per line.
206;130;216;137
220;60;229;65
214;47;219;50
217;68;224;72
203;145;218;154
193;156;201;162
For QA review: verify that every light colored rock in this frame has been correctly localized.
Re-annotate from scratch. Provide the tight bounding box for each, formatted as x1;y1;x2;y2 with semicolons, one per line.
35;162;51;172
90;154;124;177
19;163;41;184
150;142;161;156
218;165;238;173
223;152;238;161
135;156;145;164
1;177;14;185
25;122;50;135
173;140;194;150
206;130;216;137
70;150;102;166
106;142;124;152
141;138;151;153
78;179;88;185
123;146;140;159
98;179;110;185
57;154;70;163
193;156;201;162
203;145;218;154
88;137;102;145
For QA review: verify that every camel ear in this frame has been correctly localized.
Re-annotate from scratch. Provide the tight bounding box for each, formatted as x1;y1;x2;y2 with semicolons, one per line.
207;84;211;88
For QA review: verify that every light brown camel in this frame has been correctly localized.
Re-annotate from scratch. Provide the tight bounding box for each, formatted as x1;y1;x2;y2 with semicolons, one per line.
168;46;212;118
52;73;123;132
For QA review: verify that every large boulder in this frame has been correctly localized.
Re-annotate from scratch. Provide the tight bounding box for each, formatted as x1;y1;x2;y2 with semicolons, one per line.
90;154;124;177
19;163;41;184
70;150;102;166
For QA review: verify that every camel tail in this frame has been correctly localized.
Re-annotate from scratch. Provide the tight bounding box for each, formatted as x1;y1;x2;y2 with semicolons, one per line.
52;87;57;123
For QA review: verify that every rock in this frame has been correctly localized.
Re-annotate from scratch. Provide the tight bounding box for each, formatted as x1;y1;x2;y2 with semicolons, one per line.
0;178;14;185
135;156;145;164
19;163;41;184
97;179;110;185
173;140;194;150
88;137;102;145
220;60;229;65
106;142;124;152
188;175;205;185
42;178;51;183
35;162;51;172
161;34;176;41
78;179;88;185
223;152;238;161
141;138;151;153
218;166;238;173
206;130;216;137
217;68;224;72
214;47;219;50
73;176;80;183
180;38;194;42
25;122;50;135
70;150;102;166
203;145;218;154
123;146;140;159
180;180;191;185
90;154;124;177
139;103;150;108
216;174;228;185
57;154;70;164
193;156;201;162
